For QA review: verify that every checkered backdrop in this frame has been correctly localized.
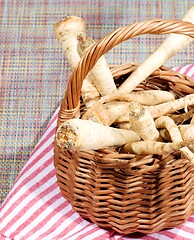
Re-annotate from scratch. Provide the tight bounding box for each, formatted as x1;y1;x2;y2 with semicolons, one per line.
0;0;193;205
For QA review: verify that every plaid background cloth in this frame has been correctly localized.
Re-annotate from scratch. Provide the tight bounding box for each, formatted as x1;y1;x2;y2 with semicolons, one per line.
0;0;193;206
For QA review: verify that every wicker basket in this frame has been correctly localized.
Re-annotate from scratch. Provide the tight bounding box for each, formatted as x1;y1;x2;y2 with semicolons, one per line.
54;19;194;234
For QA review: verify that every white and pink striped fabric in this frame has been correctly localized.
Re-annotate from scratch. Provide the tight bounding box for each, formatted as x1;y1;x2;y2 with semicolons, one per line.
1;65;194;240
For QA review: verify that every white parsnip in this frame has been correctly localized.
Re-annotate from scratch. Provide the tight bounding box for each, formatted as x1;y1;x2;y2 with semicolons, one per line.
118;4;194;93
56;119;141;150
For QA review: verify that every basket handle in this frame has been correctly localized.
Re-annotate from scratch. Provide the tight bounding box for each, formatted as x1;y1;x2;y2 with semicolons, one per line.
58;19;194;125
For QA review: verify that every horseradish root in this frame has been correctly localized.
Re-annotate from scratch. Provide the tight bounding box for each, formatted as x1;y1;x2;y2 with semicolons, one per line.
54;16;99;107
155;116;194;161
179;125;194;142
159;129;171;142
82;101;131;125
123;90;175;106
190;114;194;124
118;4;194;93
82;90;175;125
77;33;100;106
54;16;86;69
56;119;141;150
95;90;175;106
121;140;186;155
77;33;117;96
80;79;100;107
128;102;159;141
179;124;194;164
155;116;182;142
147;94;194;118
180;146;194;164
169;109;194;124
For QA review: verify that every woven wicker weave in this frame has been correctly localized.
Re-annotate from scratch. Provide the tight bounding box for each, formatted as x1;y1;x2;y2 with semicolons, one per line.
54;19;194;234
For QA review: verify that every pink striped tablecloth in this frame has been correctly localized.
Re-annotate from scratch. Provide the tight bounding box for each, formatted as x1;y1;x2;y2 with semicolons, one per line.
1;65;194;240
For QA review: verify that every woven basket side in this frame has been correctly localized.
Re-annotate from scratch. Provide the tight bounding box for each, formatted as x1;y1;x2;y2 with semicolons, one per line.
56;147;194;234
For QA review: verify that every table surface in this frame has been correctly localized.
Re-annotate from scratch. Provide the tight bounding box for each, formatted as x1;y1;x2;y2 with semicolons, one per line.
0;0;194;205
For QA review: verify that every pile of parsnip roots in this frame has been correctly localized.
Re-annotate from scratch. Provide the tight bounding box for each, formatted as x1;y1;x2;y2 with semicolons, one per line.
55;4;194;164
